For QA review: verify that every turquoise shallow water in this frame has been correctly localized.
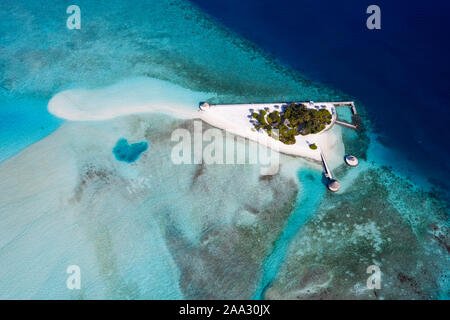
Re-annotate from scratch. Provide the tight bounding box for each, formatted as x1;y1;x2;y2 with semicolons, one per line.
253;169;325;299
335;106;353;123
0;0;447;299
0;93;62;162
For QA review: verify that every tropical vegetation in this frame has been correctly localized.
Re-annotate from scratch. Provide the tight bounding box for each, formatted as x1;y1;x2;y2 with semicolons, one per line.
251;103;332;145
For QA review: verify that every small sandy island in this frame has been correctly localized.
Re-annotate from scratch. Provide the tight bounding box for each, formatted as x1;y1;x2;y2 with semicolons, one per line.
198;102;344;167
47;78;345;169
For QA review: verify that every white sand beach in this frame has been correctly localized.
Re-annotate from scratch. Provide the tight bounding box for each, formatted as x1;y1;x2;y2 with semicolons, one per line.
47;77;213;121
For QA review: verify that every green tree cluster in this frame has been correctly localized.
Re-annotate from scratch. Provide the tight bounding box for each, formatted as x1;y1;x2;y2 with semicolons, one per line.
250;103;332;145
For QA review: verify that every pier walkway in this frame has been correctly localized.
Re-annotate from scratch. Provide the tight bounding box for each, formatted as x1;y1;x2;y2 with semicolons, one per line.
335;120;358;130
320;151;333;179
321;150;341;192
332;101;357;115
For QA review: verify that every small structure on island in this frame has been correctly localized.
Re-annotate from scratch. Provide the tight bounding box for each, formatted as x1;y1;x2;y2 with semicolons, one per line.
327;179;341;192
199;102;210;111
345;155;359;167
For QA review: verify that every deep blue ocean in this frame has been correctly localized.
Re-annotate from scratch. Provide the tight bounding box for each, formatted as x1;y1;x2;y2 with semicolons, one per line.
190;0;450;190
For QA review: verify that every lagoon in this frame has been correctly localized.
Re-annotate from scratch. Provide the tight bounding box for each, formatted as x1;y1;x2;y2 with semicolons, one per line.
113;138;148;163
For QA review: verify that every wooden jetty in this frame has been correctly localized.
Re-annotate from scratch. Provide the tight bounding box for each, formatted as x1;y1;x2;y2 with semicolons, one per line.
320;150;340;192
335;120;358;129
